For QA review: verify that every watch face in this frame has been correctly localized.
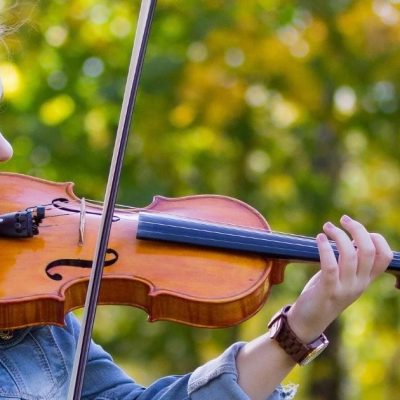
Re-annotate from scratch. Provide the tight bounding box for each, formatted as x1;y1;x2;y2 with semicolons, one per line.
299;340;329;365
268;318;283;339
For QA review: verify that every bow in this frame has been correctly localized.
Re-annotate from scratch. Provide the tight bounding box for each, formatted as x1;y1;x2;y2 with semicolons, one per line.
67;1;158;398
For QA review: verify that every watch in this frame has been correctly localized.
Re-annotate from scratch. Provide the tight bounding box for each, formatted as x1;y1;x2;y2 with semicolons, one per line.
267;305;329;366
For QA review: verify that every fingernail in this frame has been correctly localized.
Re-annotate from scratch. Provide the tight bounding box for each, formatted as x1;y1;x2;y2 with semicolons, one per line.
317;233;328;243
341;215;352;224
324;221;335;231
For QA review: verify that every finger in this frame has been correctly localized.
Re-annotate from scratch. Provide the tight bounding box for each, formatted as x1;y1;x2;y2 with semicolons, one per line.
323;221;357;282
316;232;339;288
340;215;375;281
369;233;393;280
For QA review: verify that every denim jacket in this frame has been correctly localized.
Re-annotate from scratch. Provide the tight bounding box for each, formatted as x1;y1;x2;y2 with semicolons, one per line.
0;313;297;399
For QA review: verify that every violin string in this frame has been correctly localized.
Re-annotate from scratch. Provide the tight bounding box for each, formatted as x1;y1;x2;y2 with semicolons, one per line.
143;215;323;252
161;223;323;255
61;198;139;210
260;230;399;260
89;199;139;210
44;212;74;219
141;216;400;261
52;199;140;215
32;201;400;260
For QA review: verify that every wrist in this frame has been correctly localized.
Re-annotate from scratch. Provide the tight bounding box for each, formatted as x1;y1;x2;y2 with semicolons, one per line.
268;305;329;365
286;304;327;343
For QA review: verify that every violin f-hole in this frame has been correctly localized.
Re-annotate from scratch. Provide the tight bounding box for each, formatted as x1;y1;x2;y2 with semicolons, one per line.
45;248;119;281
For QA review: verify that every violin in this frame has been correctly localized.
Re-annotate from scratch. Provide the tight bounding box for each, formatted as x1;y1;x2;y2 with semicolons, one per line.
1;172;400;331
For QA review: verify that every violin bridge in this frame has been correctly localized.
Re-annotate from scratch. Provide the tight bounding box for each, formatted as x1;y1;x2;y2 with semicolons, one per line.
79;197;86;246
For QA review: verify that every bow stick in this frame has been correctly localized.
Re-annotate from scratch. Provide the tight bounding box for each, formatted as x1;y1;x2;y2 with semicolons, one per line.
67;1;158;398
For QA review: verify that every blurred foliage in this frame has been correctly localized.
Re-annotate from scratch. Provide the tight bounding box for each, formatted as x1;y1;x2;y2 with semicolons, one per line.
1;0;400;399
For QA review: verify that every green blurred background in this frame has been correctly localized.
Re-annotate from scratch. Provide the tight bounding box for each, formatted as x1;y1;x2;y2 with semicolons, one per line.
1;0;400;398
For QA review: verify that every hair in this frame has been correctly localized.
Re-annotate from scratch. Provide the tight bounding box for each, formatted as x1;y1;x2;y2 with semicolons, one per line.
0;24;13;38
0;1;33;41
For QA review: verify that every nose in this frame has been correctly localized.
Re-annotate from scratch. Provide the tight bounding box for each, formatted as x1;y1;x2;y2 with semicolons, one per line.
0;77;13;161
0;132;13;161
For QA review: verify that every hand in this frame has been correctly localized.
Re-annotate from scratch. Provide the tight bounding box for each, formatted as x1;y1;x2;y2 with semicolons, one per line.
0;132;13;161
287;215;393;342
237;216;392;400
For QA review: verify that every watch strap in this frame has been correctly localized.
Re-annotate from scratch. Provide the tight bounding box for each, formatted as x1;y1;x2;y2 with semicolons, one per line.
268;305;329;365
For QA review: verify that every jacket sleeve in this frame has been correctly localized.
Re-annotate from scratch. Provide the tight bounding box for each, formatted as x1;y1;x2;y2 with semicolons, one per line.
188;342;298;400
65;314;297;400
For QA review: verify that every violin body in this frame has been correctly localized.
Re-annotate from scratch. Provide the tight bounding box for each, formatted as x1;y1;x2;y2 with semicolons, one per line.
0;172;286;329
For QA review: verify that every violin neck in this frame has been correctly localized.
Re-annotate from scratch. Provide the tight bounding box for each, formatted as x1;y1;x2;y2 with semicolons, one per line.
137;212;400;275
